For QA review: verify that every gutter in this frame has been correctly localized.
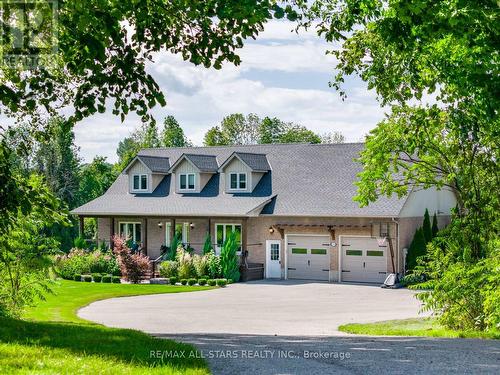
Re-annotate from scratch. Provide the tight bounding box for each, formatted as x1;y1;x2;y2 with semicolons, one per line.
392;217;400;275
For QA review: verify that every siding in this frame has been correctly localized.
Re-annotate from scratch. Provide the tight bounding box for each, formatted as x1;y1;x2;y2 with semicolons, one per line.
174;159;200;192
128;160;152;193
247;216;398;281
223;158;252;192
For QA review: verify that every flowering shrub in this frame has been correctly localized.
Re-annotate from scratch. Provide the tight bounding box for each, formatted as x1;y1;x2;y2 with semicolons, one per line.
176;247;196;279
55;248;120;280
192;254;209;278
159;261;178;278
206;250;222;279
112;236;150;283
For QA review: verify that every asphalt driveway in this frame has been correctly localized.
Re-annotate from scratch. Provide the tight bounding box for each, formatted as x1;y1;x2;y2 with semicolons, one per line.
78;281;500;374
78;280;426;336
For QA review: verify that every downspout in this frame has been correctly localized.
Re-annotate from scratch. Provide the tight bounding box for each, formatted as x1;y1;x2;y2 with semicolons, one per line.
391;217;399;275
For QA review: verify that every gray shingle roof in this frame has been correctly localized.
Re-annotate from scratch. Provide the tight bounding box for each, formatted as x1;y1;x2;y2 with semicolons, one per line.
184;154;218;172
136;155;169;173
72;143;407;217
227;152;271;172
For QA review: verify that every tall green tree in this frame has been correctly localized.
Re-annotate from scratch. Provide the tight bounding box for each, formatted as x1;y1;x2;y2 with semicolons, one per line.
204;113;260;146
304;0;499;330
306;0;499;257
78;156;116;205
203;126;229;146
422;209;432;244
204;114;335;146
279;125;321;144
258;117;285;144
406;227;426;272
432;213;439;238
115;122;161;171
0;174;68;316
321;131;345;144
161;116;190;147
35;117;80;208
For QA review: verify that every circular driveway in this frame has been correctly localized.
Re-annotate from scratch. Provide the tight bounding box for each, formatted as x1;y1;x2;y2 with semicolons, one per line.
78;280;427;336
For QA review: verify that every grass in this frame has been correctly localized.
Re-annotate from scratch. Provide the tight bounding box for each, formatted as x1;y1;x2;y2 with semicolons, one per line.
24;280;213;323
1;280;215;374
339;317;500;339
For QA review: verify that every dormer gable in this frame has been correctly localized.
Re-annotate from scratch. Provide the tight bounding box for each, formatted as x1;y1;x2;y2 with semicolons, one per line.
169;154;218;193
123;155;169;194
219;152;271;193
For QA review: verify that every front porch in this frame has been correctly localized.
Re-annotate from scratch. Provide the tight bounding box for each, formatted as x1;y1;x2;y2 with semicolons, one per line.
79;215;264;280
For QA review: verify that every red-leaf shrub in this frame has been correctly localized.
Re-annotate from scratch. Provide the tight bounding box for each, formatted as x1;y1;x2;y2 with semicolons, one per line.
112;235;150;283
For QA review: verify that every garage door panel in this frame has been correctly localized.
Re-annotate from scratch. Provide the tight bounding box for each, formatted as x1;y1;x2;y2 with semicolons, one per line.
341;237;388;283
287;235;330;281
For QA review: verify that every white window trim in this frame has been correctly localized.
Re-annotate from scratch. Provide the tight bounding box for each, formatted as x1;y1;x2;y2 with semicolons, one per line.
228;172;248;191
132;174;148;192
118;221;142;243
179;173;196;191
165;222;190;246
215;223;242;255
165;222;171;246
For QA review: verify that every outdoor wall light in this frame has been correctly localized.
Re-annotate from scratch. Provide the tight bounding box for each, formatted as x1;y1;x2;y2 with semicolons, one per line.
269;226;275;234
190;222;195;229
158;222;163;228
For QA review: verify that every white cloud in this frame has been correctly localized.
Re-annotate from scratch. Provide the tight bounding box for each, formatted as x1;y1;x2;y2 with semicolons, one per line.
71;19;382;163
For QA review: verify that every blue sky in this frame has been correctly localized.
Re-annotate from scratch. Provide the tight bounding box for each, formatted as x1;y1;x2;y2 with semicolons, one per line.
74;20;386;163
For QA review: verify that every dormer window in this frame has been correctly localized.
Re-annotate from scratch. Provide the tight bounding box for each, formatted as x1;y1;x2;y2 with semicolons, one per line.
229;172;247;190
132;174;148;191
180;173;195;190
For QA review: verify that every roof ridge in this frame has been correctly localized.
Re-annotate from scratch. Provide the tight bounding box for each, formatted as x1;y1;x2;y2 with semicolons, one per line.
138;155;169;159
184;153;218;157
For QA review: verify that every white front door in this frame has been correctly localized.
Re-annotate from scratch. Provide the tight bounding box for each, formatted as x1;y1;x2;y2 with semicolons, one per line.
266;240;281;278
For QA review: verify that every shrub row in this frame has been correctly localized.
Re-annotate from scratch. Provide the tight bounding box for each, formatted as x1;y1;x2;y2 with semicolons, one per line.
166;277;227;287
73;274;121;283
55;249;121;280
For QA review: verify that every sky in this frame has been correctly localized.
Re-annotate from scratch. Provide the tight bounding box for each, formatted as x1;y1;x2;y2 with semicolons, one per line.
74;20;386;163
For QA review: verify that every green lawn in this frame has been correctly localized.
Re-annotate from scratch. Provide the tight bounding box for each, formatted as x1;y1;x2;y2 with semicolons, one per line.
339;318;500;339
24;280;213;323
1;280;215;374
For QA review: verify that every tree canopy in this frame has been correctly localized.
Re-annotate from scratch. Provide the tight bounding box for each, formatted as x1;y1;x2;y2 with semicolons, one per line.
203;113;342;146
1;1;298;127
161;116;191;148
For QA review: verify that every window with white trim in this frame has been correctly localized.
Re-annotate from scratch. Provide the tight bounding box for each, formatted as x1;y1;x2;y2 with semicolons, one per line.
229;172;247;190
132;174;148;191
165;222;190;246
215;223;242;254
179;173;195;190
119;222;142;243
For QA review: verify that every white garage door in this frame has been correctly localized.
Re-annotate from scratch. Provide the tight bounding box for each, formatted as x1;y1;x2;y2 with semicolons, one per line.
287;235;330;281
341;237;388;283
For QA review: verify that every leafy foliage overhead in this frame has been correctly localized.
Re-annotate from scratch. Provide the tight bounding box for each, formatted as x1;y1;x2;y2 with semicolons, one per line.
1;1;298;126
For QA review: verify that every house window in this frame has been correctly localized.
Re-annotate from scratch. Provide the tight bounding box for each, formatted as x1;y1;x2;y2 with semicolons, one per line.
179;173;195;190
132;174;148;191
165;222;190;246
119;222;142;243
229;173;247;190
380;223;389;237
215;223;242;253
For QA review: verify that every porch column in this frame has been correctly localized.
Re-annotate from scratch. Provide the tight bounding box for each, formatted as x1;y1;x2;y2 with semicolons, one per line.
242;217;248;255
143;218;148;256
171;218;176;243
110;217;115;249
78;216;84;237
